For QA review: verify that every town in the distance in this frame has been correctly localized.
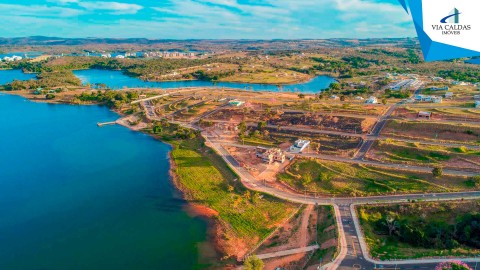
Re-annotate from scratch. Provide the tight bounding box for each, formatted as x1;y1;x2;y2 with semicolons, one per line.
1;37;480;270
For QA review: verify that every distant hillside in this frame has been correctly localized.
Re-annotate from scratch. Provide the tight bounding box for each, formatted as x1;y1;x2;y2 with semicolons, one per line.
0;36;418;48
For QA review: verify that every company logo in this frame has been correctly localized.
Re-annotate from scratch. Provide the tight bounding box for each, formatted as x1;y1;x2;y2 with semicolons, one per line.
440;8;460;24
432;7;470;35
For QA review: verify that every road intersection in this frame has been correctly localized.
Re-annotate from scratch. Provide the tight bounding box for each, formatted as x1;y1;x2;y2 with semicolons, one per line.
204;136;480;270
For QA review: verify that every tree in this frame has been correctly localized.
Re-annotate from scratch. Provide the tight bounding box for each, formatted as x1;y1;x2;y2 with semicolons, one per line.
381;98;388;105
243;256;264;270
384;215;399;236
466;176;480;187
432;167;443;177
238;121;247;134
153;124;163;134
435;261;472;270
257;121;267;131
45;93;55;100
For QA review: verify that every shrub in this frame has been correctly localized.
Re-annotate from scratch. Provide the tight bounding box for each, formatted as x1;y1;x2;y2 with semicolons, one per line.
432;167;443;177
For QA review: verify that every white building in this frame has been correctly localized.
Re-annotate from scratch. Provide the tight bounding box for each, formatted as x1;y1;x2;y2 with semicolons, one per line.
415;94;442;103
390;79;422;90
431;86;449;91
289;140;310;153
115;55;125;59
445;92;453;98
365;96;378;104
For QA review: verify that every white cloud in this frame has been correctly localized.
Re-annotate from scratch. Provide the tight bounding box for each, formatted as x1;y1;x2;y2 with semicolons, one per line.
49;0;81;4
78;1;143;15
0;3;84;17
0;0;414;38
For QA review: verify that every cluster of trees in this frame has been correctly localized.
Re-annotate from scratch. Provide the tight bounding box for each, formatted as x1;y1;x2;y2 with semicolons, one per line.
75;90;138;108
190;69;235;81
341;56;379;68
151;120;199;140
438;69;480;83
5;70;81;90
367;211;480;250
363;48;420;64
384;89;411;99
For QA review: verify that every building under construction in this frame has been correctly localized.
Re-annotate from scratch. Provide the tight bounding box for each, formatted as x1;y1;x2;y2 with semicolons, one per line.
256;147;286;164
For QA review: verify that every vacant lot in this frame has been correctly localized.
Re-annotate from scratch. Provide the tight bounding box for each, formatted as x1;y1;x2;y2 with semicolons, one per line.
382;120;480;144
268;112;376;134
357;201;480;260
368;140;480;172
277;159;472;196
393;107;480;122
306;205;338;269
150;123;297;260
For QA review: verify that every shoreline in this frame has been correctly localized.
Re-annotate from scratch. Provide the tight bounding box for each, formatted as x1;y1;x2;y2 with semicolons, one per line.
5;67;333;87
1;91;232;266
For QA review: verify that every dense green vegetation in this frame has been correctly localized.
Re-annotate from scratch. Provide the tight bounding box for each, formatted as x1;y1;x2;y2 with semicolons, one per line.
358;201;480;260
438;69;480;83
73;90;138;108
4;70;81;90
243;256;264;270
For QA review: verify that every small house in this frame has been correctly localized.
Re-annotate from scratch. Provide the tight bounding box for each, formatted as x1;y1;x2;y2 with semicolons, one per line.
476;101;480;108
445;92;453;98
229;100;245;107
256;147;286;164
432;96;443;103
289;139;310;153
417;111;432;119
33;88;43;95
365;96;378;104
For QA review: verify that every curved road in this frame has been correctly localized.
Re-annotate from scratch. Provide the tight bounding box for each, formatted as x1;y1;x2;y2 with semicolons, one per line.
204;135;480;270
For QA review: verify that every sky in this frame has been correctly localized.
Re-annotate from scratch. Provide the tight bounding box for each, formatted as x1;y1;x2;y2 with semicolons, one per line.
0;0;415;39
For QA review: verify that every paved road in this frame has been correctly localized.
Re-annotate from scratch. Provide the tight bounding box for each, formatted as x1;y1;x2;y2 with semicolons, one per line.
354;105;397;160
215;140;478;177
255;245;319;260
203;135;480;270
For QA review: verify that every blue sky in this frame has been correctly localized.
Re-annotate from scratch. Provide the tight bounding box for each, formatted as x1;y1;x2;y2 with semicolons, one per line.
0;0;415;39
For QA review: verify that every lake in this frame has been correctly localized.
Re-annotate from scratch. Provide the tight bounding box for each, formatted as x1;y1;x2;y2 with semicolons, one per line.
0;94;211;270
466;58;480;65
74;69;336;93
0;69;36;85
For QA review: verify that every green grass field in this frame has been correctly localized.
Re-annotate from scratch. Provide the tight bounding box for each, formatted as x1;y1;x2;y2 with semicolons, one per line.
277;159;471;196
383;120;480;144
357;201;480;260
370;140;480;170
152;124;297;250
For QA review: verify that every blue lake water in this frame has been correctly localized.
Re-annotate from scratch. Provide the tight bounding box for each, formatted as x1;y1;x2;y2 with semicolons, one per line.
466;58;480;65
0;94;210;270
74;69;336;93
0;69;36;85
